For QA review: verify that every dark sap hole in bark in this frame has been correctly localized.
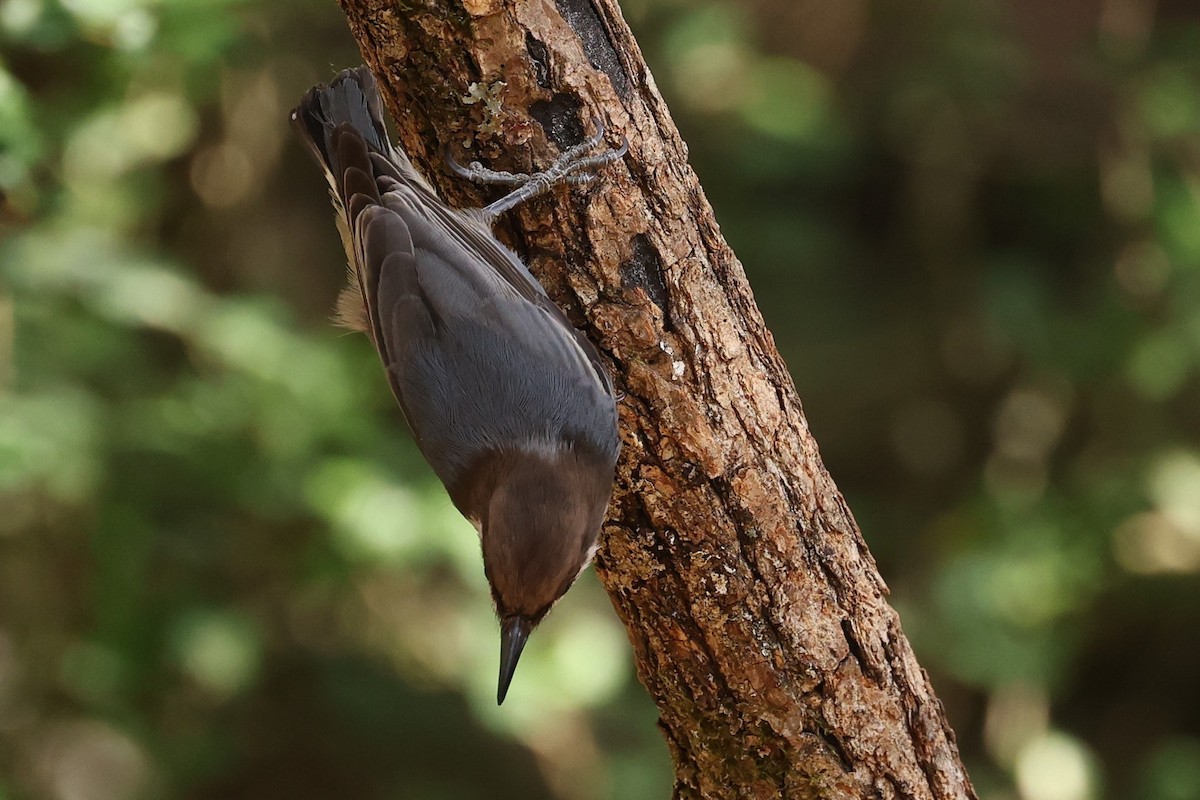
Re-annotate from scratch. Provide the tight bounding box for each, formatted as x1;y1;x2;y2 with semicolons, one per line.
553;0;631;99
621;233;671;328
529;93;585;152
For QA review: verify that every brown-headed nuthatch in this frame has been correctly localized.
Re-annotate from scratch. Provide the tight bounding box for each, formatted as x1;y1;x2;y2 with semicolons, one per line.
291;67;624;704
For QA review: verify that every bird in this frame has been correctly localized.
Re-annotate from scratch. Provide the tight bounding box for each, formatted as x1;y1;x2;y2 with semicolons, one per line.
290;66;623;704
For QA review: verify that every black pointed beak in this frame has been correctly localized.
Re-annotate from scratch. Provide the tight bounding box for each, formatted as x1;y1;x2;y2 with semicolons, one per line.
497;615;532;705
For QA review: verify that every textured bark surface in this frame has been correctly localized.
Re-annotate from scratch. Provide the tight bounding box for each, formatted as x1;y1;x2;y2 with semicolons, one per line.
334;1;977;797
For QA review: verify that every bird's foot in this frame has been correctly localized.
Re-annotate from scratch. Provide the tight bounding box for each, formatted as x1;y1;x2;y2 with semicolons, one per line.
446;116;628;218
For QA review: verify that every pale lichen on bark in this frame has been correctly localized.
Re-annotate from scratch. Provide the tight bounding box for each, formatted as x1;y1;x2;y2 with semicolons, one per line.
334;0;977;797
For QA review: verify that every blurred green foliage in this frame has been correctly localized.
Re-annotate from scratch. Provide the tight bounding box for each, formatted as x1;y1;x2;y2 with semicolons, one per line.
1;0;1199;798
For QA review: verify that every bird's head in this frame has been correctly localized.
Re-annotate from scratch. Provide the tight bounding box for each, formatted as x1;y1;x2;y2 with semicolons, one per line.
475;445;614;703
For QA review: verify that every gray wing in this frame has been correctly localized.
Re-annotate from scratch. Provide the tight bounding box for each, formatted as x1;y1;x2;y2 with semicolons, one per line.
362;182;619;488
367;153;617;402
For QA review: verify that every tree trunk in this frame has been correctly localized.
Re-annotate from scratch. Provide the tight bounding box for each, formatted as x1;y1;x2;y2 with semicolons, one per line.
333;0;977;797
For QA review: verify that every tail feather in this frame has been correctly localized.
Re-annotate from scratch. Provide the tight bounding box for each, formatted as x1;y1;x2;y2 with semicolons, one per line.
291;67;390;171
291;67;401;335
290;66;450;336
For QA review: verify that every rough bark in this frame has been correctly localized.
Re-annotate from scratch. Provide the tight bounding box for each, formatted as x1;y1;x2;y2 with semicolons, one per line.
333;1;977;797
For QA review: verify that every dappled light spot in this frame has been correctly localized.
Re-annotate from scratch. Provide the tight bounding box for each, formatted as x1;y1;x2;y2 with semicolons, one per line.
1148;451;1200;533
1015;731;1098;800
984;682;1050;768
1126;330;1190;399
170;609;262;699
1112;512;1200;574
33;719;152;800
62;92;197;185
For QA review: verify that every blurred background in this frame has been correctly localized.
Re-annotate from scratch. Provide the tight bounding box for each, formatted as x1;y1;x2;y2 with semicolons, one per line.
2;0;1199;797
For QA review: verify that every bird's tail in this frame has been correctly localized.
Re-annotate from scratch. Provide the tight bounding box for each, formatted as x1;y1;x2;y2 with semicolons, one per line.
290;66;396;194
292;67;406;333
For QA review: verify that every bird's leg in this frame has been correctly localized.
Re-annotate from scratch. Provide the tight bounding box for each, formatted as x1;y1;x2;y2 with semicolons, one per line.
445;117;628;220
443;159;528;187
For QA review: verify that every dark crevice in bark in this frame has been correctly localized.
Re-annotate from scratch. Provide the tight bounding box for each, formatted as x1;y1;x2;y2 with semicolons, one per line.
817;726;855;774
528;92;585;151
620;233;671;327
553;0;631;99
842;618;884;686
525;32;553;89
